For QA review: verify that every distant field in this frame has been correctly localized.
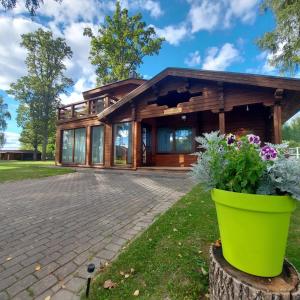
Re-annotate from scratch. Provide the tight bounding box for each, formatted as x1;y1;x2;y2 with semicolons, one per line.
0;160;74;182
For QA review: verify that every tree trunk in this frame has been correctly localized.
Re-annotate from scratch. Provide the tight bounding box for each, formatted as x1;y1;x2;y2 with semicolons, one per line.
209;245;300;300
33;145;38;161
41;122;48;161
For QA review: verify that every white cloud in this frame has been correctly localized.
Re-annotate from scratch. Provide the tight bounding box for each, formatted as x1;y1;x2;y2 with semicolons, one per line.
152;23;188;46
60;75;97;105
0;16;44;90
184;50;201;67
187;0;259;33
202;43;241;71
117;0;163;18
188;0;221;32
225;0;258;26
2;131;20;150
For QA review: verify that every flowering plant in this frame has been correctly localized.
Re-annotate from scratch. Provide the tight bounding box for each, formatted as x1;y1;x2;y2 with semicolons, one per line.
191;131;300;200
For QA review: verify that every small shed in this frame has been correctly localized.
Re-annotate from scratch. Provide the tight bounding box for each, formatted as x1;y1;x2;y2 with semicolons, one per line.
0;150;41;161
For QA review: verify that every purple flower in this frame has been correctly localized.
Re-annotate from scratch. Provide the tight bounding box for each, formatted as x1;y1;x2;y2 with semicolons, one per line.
260;145;277;161
226;134;236;145
247;134;261;145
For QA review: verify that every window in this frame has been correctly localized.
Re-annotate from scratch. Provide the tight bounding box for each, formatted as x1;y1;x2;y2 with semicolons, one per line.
113;122;132;165
62;129;74;163
61;128;86;164
74;128;86;164
157;127;193;153
91;126;104;164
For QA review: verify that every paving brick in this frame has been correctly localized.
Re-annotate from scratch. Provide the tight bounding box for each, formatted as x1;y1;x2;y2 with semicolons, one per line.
65;277;85;293
0;171;193;298
54;262;77;281
30;274;57;297
0;275;17;290
7;275;37;297
35;262;59;279
0;292;9;300
51;289;79;300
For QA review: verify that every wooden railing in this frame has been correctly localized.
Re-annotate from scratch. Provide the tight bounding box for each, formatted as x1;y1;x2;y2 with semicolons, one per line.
289;147;300;159
58;96;107;120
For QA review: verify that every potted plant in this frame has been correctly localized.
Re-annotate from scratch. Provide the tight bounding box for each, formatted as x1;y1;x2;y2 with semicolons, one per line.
192;131;299;277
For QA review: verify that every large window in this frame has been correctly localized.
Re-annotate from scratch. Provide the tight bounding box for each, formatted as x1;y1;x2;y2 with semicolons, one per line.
157;127;193;153
62;129;74;163
91;126;104;164
114;122;132;165
61;128;86;164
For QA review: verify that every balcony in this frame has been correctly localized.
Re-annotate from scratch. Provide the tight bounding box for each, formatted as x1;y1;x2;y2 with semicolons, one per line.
57;95;117;121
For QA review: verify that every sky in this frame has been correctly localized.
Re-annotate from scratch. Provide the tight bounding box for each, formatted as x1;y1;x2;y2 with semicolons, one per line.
0;0;297;149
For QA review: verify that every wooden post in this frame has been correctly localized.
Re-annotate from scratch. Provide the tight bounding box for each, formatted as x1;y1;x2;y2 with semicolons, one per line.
209;245;300;299
55;128;62;165
104;123;113;167
86;126;91;166
219;112;225;134
273;103;282;144
133;121;141;169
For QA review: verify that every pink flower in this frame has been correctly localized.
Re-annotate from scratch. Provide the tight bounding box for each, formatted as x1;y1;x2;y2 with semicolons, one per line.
260;145;277;161
247;134;261;145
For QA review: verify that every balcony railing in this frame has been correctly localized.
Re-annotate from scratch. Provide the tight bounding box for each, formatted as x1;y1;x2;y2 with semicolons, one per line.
58;95;117;121
288;147;300;159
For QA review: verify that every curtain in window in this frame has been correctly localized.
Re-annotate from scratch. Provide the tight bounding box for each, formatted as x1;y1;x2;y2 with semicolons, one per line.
74;128;86;164
157;128;173;152
175;128;193;152
92;126;104;164
62;129;74;163
114;122;132;165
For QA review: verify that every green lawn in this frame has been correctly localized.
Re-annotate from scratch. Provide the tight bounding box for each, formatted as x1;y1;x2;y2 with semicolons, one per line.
84;185;300;300
0;160;74;182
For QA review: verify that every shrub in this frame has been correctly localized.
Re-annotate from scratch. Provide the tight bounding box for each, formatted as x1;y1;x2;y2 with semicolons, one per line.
192;131;300;200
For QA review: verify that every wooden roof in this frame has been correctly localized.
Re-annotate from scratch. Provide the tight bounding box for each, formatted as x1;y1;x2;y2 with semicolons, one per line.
97;67;300;120
83;78;147;99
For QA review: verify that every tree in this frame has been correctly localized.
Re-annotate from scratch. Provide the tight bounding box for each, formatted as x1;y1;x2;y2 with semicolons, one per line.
8;28;73;160
283;116;300;146
1;0;62;15
257;1;300;75
0;96;11;149
84;1;164;85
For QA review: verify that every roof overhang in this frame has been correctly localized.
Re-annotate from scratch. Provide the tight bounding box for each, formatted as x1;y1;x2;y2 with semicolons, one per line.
97;67;300;121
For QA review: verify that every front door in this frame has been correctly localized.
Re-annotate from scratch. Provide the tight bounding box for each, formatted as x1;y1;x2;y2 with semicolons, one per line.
142;124;152;166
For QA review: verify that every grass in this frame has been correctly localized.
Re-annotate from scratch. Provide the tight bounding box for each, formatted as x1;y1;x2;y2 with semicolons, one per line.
84;185;300;300
0;160;74;182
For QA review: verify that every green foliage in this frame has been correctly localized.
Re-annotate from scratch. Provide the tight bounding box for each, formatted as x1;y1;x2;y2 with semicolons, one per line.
257;0;300;74
282;117;300;146
84;1;164;85
8;28;73;160
192;132;266;194
0;96;11;148
1;0;61;15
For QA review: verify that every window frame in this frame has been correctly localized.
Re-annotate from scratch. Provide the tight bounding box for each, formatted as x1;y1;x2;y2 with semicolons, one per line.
113;121;133;166
156;126;195;154
91;125;105;165
61;127;86;165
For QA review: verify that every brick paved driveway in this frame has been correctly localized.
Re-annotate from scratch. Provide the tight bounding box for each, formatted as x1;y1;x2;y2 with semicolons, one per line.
0;170;193;300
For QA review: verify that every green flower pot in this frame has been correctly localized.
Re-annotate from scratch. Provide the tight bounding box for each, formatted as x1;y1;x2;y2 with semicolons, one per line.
211;188;296;277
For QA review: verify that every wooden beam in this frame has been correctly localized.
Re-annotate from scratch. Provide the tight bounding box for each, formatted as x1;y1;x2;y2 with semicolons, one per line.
217;81;225;111
133;121;141;169
219;112;225;134
104;123;113;167
273;103;282;144
86;126;91;166
55;128;62;165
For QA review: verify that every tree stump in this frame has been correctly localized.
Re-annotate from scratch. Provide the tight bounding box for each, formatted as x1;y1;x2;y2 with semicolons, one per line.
209;245;300;300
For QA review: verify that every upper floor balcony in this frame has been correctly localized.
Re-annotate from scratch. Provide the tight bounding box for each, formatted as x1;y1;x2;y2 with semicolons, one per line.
57;94;117;122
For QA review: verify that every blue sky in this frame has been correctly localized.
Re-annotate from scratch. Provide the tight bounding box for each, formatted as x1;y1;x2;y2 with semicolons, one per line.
0;0;293;149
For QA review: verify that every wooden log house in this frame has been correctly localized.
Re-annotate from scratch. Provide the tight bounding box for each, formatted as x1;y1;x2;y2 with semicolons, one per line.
55;68;300;169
